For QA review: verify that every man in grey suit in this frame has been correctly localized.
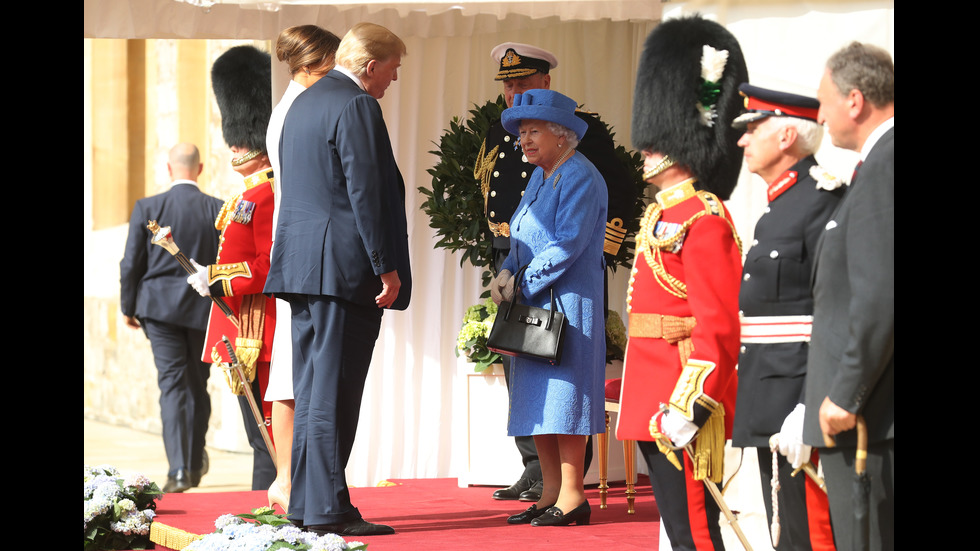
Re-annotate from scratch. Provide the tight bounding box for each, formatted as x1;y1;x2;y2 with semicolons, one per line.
264;22;411;537
119;143;224;493
804;42;894;550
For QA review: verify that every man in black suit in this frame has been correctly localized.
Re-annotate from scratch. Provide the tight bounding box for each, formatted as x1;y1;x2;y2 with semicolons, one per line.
264;22;412;537
806;41;894;551
119;143;224;493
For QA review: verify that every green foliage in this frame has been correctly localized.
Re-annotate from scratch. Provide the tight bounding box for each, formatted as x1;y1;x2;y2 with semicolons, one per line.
421;96;507;291
601;127;649;274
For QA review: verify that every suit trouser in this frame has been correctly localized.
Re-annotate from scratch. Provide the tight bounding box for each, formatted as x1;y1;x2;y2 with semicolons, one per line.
638;440;726;551
288;295;382;526
143;319;211;477
819;439;894;551
755;448;836;550
238;366;277;491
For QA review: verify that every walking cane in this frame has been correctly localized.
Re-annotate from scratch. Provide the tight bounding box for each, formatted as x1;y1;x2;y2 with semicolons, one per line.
221;335;277;466
147;220;239;329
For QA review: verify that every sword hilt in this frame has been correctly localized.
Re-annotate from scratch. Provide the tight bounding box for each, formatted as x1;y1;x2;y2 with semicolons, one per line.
221;335;240;366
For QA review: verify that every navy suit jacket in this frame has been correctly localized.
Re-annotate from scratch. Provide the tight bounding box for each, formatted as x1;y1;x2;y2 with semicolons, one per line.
265;69;412;310
804;127;894;447
119;182;224;329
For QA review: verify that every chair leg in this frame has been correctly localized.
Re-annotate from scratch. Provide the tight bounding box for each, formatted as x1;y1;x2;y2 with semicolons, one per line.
623;439;636;514
598;412;610;509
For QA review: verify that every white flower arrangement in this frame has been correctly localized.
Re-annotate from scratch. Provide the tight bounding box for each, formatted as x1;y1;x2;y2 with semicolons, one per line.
185;508;367;551
696;45;730;127
455;297;502;372
810;164;846;190
84;464;161;550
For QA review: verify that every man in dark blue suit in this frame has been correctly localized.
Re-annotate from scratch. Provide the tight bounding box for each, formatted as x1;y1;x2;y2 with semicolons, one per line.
119;143;224;493
264;22;412;537
806;41;894;551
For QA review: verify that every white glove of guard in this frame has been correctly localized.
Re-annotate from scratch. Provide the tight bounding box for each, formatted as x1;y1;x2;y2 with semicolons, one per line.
490;269;515;305
775;403;811;469
186;258;211;297
660;409;698;448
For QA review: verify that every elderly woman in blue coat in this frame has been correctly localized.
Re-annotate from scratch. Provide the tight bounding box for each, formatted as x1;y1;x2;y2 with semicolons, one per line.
491;89;608;527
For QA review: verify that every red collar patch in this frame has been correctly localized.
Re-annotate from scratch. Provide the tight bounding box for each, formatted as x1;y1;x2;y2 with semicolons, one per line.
767;170;798;202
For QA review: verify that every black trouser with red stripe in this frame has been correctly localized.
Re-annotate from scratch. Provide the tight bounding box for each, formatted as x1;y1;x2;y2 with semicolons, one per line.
756;448;836;550
638;440;726;551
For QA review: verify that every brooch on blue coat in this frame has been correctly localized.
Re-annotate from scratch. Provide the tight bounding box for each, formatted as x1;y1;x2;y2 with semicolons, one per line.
231;199;256;224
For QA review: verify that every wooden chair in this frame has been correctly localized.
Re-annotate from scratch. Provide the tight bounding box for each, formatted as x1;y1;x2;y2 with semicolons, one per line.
596;377;637;513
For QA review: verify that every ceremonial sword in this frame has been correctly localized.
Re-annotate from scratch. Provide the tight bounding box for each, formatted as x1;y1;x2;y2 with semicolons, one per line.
654;405;754;551
222;335;277;465
147;220;239;329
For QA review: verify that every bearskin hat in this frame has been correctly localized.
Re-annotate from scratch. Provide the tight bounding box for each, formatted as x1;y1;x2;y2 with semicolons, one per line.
631;15;748;200
211;45;272;153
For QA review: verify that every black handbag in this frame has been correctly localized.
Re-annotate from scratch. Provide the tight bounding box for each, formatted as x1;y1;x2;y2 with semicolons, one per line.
487;265;567;365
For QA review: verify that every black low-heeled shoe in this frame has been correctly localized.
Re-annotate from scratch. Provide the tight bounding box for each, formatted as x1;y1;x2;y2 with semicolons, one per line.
507;503;554;525
530;501;591;526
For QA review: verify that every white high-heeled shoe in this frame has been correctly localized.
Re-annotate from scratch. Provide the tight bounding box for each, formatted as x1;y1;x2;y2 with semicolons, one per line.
268;480;290;514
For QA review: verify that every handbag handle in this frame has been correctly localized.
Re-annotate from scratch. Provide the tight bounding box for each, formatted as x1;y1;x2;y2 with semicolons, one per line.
501;264;559;331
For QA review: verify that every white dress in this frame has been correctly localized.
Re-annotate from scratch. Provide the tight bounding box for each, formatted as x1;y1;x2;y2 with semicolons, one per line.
264;80;306;402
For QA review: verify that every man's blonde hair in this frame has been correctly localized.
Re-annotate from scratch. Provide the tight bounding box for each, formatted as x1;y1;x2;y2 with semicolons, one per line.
335;22;407;77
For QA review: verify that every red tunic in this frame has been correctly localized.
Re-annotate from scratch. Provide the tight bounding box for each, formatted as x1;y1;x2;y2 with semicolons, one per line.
616;179;741;442
201;170;277;428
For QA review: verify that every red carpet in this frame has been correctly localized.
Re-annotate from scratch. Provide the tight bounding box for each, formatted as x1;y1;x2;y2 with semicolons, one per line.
147;477;659;550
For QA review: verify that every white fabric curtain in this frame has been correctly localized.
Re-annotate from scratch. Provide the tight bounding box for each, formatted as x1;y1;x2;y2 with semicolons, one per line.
84;0;893;486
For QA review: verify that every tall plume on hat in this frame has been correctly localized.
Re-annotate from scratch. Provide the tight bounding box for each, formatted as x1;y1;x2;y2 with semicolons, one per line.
211;45;272;156
631;15;748;200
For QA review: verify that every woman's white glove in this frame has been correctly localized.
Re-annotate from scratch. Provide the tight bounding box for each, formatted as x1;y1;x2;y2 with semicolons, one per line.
774;403;811;469
660;410;698;447
490;269;515;305
186;258;211;297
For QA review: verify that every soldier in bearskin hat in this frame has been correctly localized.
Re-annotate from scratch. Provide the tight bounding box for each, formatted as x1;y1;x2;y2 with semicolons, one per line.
186;44;278;492
614;15;748;549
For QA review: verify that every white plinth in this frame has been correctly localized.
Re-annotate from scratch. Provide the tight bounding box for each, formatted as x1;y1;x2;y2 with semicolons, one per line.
454;359;632;488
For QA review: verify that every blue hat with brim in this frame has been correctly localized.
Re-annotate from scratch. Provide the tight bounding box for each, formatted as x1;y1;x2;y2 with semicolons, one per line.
501;89;588;140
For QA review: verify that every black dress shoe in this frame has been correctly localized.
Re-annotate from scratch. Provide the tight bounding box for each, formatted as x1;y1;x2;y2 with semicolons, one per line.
492;476;535;500
191;450;209;487
518;479;543;502
507;503;554;524
308;519;395;536
162;469;192;493
531;501;591;526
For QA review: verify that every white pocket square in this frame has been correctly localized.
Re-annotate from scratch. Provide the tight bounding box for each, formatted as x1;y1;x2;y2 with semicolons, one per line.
825;220;838;230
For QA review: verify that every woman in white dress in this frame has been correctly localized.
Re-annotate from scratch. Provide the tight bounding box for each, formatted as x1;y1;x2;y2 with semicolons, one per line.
265;24;341;514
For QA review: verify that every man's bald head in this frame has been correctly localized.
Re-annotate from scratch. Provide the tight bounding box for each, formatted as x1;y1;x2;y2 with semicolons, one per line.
168;143;203;181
